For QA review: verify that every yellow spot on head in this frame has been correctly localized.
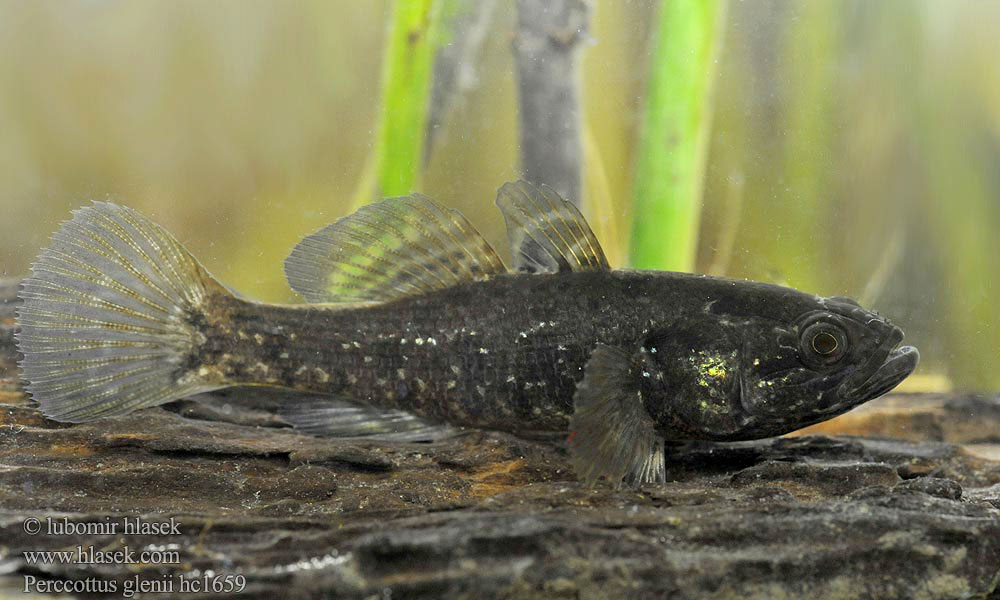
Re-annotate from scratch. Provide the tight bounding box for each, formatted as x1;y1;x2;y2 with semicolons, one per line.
695;352;730;381
705;365;727;378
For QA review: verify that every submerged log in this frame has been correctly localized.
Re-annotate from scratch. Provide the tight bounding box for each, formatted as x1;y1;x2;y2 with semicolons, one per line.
1;279;998;599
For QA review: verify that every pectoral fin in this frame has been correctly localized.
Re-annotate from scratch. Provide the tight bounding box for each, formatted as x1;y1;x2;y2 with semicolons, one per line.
496;181;609;274
569;344;665;487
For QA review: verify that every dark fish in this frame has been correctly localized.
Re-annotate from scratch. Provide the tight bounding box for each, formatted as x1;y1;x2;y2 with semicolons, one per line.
16;181;919;486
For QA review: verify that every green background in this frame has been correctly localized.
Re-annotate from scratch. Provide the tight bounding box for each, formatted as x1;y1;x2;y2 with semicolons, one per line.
0;1;996;390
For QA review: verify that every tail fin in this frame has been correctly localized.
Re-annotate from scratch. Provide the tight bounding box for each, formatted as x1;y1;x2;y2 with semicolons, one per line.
16;202;227;422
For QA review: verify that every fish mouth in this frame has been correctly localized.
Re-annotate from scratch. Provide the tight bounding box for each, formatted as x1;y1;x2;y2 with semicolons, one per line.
850;345;919;402
839;326;919;402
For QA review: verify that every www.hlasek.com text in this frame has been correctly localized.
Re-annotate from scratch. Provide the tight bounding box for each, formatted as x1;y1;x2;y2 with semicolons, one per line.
23;545;180;566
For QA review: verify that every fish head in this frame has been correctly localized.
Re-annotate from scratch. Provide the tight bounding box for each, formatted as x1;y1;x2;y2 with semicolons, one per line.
638;291;919;441
730;294;919;439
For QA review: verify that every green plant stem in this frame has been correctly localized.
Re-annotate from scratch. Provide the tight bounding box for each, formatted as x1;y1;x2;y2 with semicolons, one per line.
629;0;726;271
365;0;443;205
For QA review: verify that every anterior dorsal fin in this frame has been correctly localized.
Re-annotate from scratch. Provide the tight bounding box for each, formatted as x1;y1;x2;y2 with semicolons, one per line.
569;344;665;487
496;180;609;274
284;194;507;304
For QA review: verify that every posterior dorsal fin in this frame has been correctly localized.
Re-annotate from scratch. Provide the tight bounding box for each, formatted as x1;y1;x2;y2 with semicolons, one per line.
496;180;609;274
569;344;665;487
284;194;507;303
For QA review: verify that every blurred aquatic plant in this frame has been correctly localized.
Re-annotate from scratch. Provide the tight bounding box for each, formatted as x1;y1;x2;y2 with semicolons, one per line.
580;1;648;269
1;1;998;390
512;0;588;205
424;0;498;164
357;0;444;207
583;121;627;268
629;0;727;272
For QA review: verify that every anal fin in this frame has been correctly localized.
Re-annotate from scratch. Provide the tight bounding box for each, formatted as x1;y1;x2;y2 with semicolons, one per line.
569;344;665;487
282;398;457;443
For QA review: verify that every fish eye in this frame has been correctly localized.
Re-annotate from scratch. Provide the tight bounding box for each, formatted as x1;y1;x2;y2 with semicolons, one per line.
800;321;848;365
812;331;839;355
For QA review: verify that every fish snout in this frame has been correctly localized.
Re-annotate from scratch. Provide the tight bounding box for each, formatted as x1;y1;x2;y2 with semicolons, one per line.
838;323;917;403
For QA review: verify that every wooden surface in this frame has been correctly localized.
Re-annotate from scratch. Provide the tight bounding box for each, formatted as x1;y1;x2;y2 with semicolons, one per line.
1;279;998;599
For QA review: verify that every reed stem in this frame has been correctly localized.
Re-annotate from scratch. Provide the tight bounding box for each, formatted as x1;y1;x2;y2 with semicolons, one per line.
629;0;726;271
366;0;443;203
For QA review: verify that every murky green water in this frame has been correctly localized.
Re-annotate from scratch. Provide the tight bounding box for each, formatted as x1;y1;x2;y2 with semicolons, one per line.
0;0;996;392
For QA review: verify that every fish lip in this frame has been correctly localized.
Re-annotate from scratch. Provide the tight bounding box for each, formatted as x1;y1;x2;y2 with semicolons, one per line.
854;345;919;401
838;326;919;402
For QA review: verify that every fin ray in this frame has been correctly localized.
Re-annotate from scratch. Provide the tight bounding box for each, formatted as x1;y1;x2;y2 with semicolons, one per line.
569;344;665;487
496;181;609;274
282;398;456;442
17;202;224;422
284;194;507;304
